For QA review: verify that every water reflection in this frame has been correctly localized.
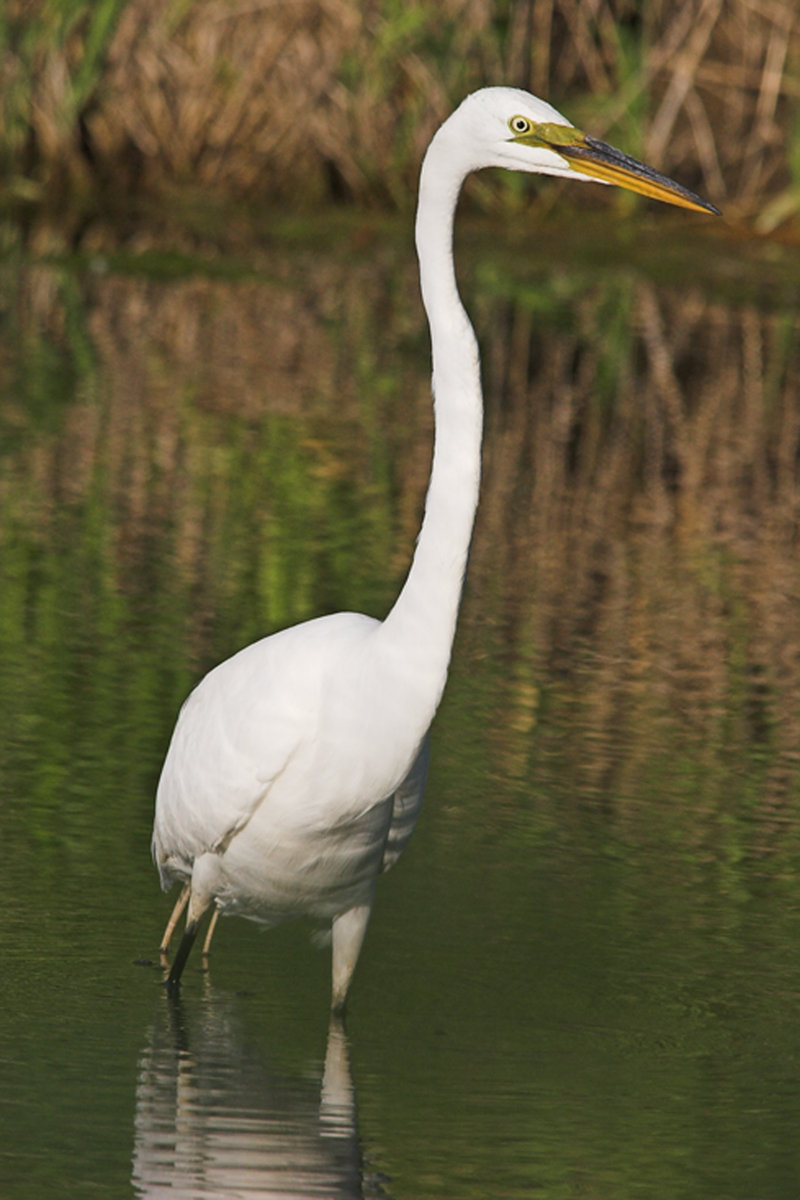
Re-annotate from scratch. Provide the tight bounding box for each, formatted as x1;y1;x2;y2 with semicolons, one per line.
132;990;372;1199
2;230;800;1198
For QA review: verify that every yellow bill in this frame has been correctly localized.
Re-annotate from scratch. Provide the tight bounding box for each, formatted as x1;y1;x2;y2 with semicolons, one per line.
516;122;721;215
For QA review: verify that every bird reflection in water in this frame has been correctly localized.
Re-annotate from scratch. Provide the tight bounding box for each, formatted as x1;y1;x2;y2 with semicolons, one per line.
131;987;383;1199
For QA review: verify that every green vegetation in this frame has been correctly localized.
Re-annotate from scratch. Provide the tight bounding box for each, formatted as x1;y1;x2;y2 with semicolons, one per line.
1;0;798;223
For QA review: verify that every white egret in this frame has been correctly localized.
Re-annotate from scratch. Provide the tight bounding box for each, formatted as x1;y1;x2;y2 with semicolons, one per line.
153;87;718;1011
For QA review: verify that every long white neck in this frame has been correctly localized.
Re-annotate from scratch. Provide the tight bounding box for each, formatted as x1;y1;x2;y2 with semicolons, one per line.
378;123;482;721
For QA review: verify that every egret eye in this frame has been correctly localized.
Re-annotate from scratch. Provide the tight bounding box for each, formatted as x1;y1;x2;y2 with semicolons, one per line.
509;115;533;136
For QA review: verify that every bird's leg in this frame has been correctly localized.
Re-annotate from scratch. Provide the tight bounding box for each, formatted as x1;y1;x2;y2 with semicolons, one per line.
159;883;190;961
166;891;212;990
330;903;373;1015
201;908;219;958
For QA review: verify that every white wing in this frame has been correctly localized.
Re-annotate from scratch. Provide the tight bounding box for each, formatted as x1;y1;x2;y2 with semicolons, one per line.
152;611;379;887
381;734;430;873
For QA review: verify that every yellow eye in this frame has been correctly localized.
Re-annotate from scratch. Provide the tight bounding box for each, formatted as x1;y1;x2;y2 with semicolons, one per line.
509;115;533;136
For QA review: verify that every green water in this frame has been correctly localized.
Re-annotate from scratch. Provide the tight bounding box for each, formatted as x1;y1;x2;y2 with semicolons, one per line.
2;212;800;1198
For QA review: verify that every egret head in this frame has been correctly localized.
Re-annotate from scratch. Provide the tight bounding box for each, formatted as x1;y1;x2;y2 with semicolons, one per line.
448;87;720;215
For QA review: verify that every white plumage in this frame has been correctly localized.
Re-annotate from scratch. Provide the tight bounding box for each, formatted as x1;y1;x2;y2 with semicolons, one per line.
153;88;717;1011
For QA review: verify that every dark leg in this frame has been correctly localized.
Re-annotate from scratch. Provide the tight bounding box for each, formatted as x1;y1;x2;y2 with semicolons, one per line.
165;918;200;990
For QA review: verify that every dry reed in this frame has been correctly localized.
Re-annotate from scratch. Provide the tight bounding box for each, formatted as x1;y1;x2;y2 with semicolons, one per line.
2;0;798;214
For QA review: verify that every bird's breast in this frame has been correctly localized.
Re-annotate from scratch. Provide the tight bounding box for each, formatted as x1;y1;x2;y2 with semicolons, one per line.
214;790;395;922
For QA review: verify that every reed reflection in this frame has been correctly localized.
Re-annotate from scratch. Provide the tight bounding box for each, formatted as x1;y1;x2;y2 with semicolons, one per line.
131;988;372;1199
4;247;800;874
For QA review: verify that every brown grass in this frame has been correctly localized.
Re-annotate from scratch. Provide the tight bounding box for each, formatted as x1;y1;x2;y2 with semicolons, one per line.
2;0;799;213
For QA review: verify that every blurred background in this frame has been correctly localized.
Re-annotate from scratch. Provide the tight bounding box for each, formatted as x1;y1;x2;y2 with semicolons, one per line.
2;5;800;1199
1;0;798;224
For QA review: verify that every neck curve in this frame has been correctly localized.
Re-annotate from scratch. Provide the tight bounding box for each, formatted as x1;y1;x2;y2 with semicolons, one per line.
378;123;482;723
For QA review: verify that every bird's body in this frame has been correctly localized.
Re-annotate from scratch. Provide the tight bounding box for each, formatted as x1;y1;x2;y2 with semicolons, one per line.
154;612;430;927
153;87;717;1010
